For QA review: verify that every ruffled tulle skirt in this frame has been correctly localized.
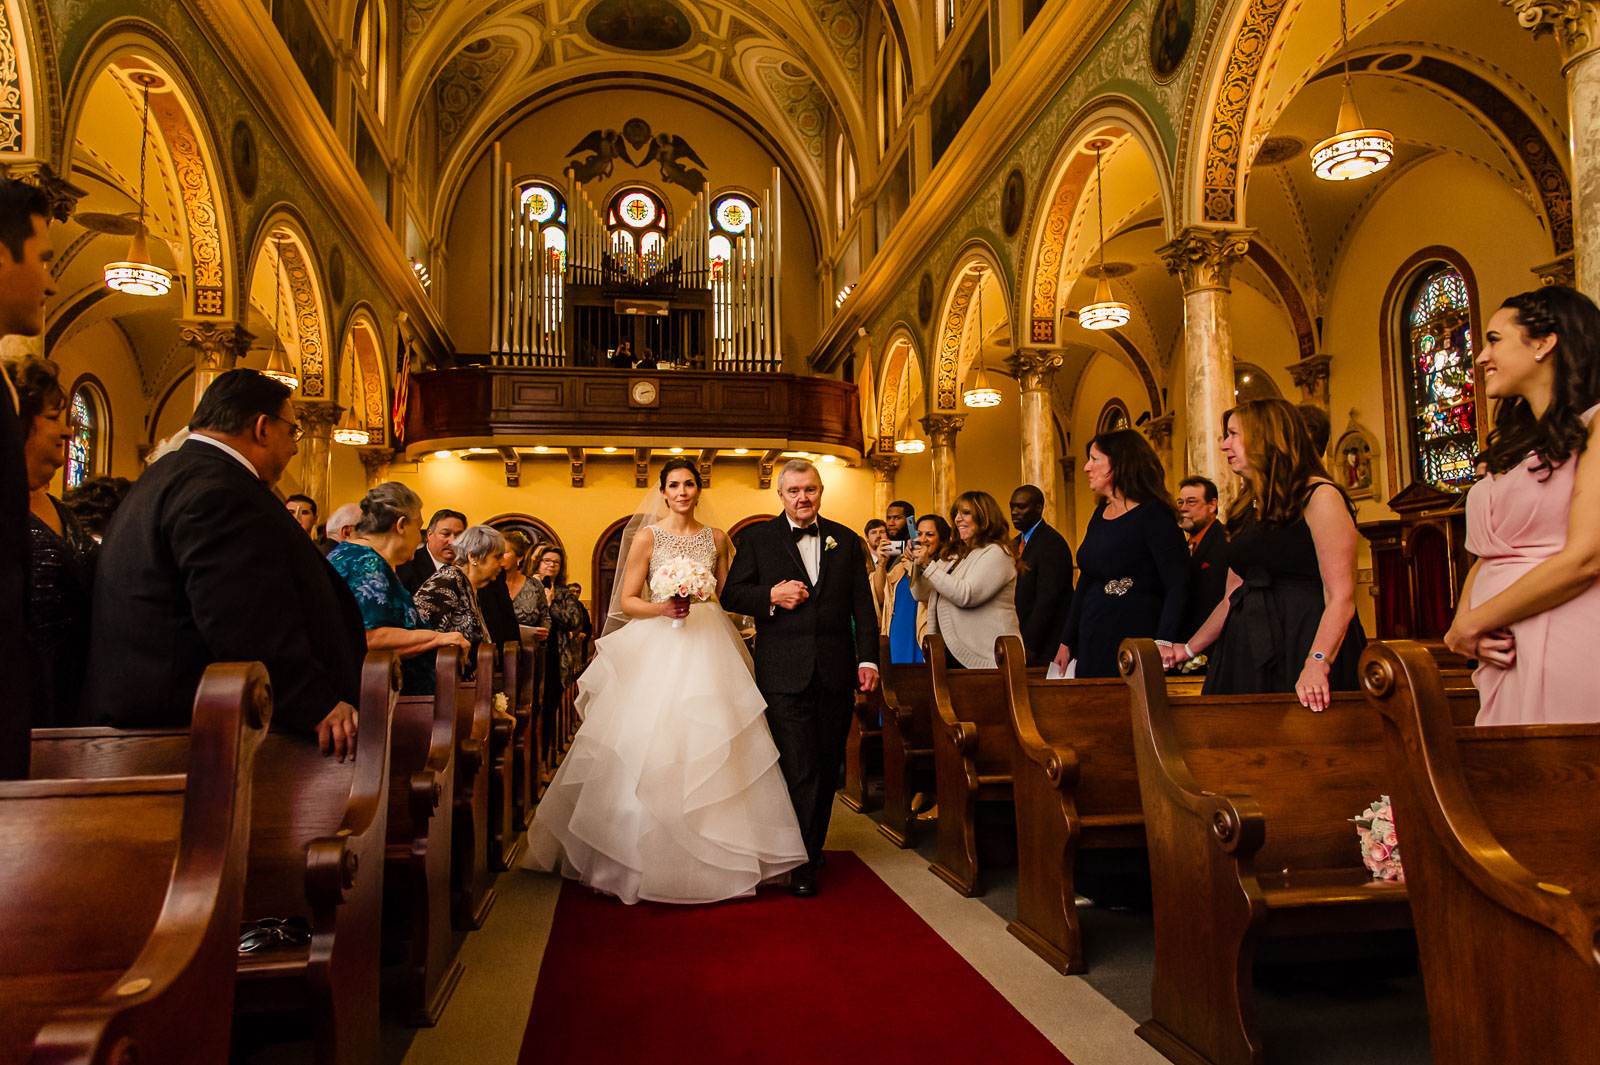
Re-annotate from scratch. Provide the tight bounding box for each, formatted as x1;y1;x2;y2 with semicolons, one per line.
521;601;807;903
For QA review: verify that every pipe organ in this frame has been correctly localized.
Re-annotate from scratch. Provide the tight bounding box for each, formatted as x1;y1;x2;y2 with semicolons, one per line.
490;145;783;372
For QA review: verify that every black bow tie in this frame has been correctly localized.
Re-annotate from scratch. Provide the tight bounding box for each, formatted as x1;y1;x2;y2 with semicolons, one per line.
792;524;819;540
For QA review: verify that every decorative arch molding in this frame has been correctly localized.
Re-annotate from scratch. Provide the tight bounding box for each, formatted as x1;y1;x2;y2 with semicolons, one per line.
932;240;1011;413
0;0;60;159
875;321;922;453
340;303;389;441
1105;331;1163;418
1020;98;1176;347
1190;0;1290;226
63;27;236;320
1376;245;1484;497
1244;242;1316;358
248;209;330;398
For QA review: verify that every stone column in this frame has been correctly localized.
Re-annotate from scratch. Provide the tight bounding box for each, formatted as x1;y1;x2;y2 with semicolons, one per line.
1006;348;1064;527
178;319;253;406
0;161;86;221
1287;353;1333;409
921;414;965;517
1158;227;1253;514
1506;1;1600;295
295;401;340;517
357;447;393;489
869;451;900;520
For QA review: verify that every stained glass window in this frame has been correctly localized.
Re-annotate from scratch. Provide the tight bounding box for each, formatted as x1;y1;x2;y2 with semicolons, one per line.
543;228;566;271
1404;266;1477;491
709;193;753;279
715;197;750;234
517;182;566;276
65;389;97;489
709;234;731;281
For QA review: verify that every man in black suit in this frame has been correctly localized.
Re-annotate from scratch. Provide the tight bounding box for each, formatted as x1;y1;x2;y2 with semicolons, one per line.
0;179;55;778
82;370;367;759
397;508;466;593
1177;476;1228;661
722;459;879;897
1009;485;1075;666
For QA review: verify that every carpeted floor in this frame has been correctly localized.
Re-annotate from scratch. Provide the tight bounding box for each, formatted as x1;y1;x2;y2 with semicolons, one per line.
518;850;1073;1065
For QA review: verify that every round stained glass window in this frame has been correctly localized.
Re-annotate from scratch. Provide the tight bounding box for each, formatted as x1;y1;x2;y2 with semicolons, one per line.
619;192;657;228
523;185;558;224
715;197;751;234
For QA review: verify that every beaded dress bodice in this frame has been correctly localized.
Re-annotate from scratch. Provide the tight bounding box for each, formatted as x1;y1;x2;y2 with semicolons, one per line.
647;525;719;601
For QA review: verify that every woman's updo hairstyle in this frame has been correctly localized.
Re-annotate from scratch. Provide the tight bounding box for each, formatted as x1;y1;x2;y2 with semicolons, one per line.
658;456;700;491
6;356;65;427
355;480;423;535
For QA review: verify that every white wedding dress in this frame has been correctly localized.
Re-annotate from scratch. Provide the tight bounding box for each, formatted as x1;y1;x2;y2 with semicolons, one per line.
522;525;807;903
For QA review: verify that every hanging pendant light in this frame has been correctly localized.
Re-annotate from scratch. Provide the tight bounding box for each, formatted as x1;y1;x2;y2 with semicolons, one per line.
894;408;927;454
333;356;370;445
261;237;301;390
104;72;173;297
1077;140;1130;331
962;281;1001;408
1311;0;1394;181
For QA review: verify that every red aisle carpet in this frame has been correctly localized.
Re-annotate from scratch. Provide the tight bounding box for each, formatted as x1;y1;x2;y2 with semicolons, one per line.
519;851;1072;1064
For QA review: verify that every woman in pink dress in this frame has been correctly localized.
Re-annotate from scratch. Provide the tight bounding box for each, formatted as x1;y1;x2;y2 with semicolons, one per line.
1444;285;1600;724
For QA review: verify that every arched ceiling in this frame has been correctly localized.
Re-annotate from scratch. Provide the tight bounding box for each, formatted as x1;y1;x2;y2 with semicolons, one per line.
399;0;870;240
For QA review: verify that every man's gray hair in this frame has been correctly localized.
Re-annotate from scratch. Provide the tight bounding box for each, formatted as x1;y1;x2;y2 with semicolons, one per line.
453;524;507;564
325;502;362;542
354;481;423;535
777;458;818;486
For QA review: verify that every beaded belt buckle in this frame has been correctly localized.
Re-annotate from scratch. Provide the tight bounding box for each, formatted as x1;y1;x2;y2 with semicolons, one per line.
1104;578;1133;596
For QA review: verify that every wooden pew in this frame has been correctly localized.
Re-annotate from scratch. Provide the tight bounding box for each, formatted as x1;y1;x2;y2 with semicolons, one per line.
926;634;1019;896
387;647;462;1026
508;635;543;827
489;641;523;870
840;687;883;813
1120;637;1479;1065
877;635;935;847
1361;640;1600;1065
452;642;496;930
32;652;397;1065
6;663;268;1065
998;634;1204;973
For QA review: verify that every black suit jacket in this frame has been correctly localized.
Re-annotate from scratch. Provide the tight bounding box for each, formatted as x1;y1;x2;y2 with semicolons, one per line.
721;515;878;695
1185;519;1229;637
396;546;442;594
82;440;366;731
0;383;30;776
1016;521;1075;666
479;571;520;647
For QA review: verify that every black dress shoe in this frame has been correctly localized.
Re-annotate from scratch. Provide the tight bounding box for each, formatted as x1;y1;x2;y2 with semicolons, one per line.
788;865;818;898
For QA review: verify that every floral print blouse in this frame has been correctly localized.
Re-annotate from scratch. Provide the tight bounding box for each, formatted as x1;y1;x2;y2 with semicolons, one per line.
328;541;434;695
415;564;488;651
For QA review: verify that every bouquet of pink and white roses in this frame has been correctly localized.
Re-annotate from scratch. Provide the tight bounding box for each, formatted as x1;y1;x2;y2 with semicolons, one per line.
1352;795;1403;882
650;557;717;628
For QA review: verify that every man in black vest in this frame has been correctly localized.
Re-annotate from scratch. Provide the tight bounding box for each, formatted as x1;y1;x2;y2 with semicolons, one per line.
1010;484;1075;666
722;459;879;897
82;370;367;759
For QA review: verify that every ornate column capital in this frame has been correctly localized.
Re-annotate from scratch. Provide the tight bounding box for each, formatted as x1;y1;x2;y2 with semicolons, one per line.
1287;353;1334;407
1533;252;1578;287
868;451;901;480
1145;412;1176;451
1504;0;1600;66
1006;348;1064;392
357;446;394;488
1158;227;1255;292
0;162;87;221
178;319;254;372
294;401;342;438
920;413;965;449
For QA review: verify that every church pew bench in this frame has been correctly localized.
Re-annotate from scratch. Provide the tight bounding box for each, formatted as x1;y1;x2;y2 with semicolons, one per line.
387;647;463;1027
840;687;883;813
998;634;1203;974
7;663;268;1065
452;642;497;930
925;634;1031;897
509;635;544;827
488;641;525;868
1362;640;1600;1065
1119;638;1478;1065
877;635;936;848
31;652;397;1065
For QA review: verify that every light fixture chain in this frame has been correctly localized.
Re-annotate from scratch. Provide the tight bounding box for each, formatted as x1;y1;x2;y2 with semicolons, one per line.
1341;0;1351;85
1094;144;1108;271
136;81;151;228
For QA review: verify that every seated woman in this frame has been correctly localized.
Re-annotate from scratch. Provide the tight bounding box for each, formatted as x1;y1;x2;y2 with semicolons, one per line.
1443;285;1600;724
414;524;508;660
909;491;1021;669
878;513;951;665
328;481;470;694
8;357;96;726
1174;398;1366;711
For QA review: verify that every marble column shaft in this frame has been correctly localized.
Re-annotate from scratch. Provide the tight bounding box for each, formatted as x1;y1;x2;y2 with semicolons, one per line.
295;402;341;517
1007;349;1064;528
869;452;900;521
921;414;965;518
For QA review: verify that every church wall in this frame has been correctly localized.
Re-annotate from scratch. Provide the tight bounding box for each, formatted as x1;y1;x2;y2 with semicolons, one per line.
1066;352;1147;545
44;320;144;487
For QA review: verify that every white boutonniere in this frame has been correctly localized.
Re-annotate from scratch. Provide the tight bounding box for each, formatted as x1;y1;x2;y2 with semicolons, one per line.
824;535;838;551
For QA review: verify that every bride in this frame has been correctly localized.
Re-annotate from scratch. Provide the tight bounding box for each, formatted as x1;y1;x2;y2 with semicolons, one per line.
521;457;807;903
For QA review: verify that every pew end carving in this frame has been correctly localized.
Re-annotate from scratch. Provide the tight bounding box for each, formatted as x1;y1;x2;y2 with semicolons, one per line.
877;635;935;849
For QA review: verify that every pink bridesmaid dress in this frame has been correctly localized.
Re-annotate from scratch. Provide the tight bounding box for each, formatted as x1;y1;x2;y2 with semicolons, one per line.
1465;403;1600;725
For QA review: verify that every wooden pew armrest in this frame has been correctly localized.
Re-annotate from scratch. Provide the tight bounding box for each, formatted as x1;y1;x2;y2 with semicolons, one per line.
998;637;1081;789
408;770;443;827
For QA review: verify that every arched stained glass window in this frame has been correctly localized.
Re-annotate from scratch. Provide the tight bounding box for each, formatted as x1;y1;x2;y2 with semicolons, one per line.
709;191;752;282
605;187;667;272
518;180;567;272
1403;265;1477;491
708;234;731;281
65;386;101;489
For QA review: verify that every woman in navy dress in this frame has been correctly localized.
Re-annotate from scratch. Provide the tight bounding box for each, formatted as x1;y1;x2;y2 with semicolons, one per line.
1053;429;1189;678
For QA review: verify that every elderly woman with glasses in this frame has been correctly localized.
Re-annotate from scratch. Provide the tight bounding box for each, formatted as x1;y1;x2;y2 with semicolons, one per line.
328;481;470;694
415;524;508;656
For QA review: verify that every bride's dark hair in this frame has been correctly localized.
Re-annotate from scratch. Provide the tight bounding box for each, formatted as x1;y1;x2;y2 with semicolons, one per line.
658;456;700;490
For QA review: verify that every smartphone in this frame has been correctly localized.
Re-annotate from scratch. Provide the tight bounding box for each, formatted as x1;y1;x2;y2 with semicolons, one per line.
882;540;905;558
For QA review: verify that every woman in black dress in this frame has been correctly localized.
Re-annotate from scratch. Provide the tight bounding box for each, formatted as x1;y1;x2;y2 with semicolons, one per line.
1174;398;1366;710
1053;429;1189;678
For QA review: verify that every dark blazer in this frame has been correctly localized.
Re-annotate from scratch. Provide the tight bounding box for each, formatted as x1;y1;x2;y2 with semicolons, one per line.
396;545;443;594
478;571;521;647
1185;518;1230;637
0;384;30;776
1015;521;1075;666
82;440;367;732
721;515;878;694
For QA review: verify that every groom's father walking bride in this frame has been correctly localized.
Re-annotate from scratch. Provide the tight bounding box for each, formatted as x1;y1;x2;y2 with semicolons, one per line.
723;459;879;897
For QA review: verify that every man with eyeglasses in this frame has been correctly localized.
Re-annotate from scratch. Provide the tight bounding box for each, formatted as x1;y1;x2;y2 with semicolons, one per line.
83;369;368;759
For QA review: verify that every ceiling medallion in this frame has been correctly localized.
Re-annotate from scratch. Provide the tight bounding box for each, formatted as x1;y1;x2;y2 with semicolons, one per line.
585;0;693;53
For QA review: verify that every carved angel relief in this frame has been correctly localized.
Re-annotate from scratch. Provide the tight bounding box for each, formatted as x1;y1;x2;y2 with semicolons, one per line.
566;118;708;194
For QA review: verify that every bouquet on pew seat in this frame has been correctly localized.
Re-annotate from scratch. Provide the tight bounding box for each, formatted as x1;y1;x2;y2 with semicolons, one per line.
1352;796;1404;882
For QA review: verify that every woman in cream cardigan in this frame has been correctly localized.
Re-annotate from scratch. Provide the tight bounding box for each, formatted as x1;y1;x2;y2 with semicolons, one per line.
909;491;1022;668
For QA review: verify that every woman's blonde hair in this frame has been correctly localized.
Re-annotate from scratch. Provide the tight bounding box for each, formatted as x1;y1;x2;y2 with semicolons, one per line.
1225;398;1334;527
947;490;1020;568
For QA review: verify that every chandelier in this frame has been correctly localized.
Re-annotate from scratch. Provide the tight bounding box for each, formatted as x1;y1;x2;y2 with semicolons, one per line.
332;346;370;445
893;408;927;454
1311;0;1394;181
1077;140;1130;330
962;281;1001;408
261;237;301;390
103;72;173;297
